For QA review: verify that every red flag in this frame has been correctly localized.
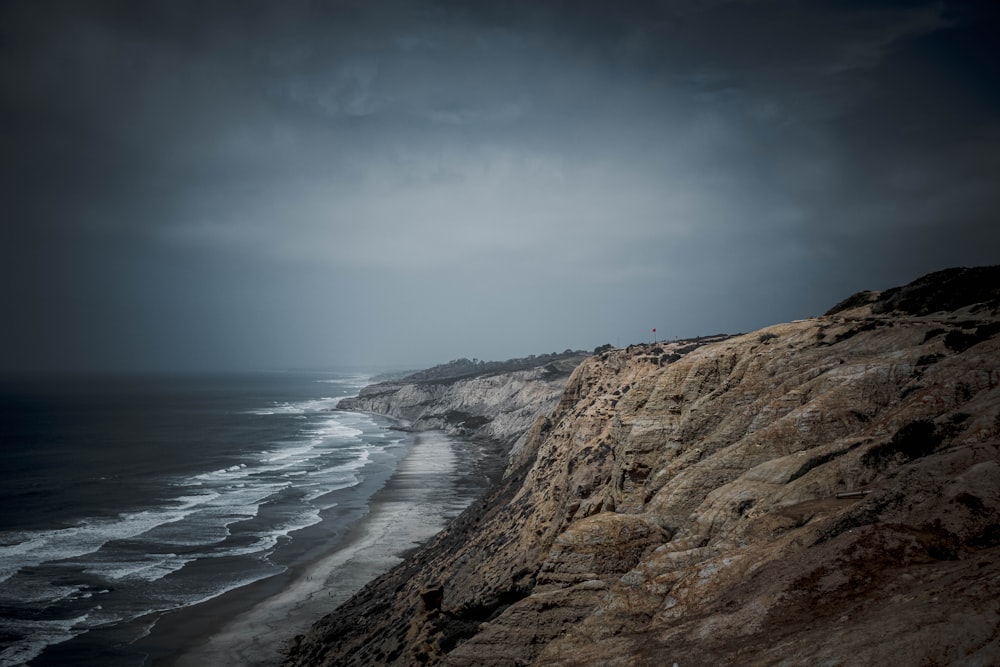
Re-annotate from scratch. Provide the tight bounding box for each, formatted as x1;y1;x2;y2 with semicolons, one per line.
652;328;656;333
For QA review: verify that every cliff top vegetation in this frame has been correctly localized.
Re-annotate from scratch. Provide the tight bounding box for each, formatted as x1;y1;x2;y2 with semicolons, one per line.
399;350;590;385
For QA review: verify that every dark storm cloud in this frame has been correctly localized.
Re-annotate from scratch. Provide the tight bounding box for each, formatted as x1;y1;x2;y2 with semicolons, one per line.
2;0;998;372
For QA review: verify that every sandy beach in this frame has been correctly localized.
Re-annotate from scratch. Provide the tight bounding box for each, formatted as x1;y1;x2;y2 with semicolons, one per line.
136;429;498;667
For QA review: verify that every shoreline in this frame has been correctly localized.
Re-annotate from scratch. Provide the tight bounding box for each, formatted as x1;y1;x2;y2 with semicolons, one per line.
135;426;500;667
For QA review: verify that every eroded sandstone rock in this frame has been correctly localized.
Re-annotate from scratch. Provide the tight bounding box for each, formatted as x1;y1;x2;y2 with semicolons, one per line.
338;357;585;449
286;267;1000;666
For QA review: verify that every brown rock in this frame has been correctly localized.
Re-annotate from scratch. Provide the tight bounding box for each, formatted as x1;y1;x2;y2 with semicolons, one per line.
285;268;1000;667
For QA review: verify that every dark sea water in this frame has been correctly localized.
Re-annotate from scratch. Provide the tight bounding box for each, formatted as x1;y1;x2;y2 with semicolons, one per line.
0;371;410;666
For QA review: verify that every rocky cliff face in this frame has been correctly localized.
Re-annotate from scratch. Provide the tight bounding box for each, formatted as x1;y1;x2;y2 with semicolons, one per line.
338;356;585;450
287;267;1000;666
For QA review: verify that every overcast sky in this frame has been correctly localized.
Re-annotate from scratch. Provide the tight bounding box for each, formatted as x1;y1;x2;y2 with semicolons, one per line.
2;0;998;372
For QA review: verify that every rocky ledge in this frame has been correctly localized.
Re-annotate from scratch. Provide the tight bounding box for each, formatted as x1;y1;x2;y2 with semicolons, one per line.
287;266;1000;666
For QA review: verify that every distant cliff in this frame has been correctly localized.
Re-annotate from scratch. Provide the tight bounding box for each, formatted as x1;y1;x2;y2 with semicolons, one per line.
338;352;588;450
288;266;1000;666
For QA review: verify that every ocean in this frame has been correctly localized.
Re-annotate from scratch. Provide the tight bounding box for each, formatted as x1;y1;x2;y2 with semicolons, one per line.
0;370;474;667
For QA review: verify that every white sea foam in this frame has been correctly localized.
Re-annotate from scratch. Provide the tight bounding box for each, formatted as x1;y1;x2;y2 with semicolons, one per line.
0;492;219;584
303;477;359;505
247;396;341;416
222;534;282;557
0;372;401;667
194;463;254;482
308;451;372;477
0;612;92;667
269;508;323;541
84;554;191;582
260;443;316;464
306;419;364;443
0;578;84;605
0;422;379;587
135;482;289;549
68;587;110;600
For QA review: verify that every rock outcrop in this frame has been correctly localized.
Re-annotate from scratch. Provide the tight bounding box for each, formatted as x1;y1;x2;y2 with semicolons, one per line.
287;266;1000;666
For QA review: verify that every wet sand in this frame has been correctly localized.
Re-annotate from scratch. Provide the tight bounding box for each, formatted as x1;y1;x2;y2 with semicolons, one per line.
137;430;497;667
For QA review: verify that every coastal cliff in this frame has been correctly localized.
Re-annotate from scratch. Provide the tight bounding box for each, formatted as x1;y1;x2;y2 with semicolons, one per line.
287;266;1000;666
338;353;588;450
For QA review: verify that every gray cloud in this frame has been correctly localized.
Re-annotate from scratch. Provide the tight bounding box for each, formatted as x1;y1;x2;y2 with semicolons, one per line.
2;0;998;372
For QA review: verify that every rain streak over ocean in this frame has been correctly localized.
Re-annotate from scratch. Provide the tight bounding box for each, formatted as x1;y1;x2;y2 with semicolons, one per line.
0;371;409;666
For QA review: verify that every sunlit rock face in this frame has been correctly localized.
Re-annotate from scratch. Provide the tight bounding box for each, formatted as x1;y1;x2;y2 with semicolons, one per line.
287;267;1000;667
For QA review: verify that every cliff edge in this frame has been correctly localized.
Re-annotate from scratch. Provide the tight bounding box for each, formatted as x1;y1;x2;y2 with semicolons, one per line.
287;266;1000;666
